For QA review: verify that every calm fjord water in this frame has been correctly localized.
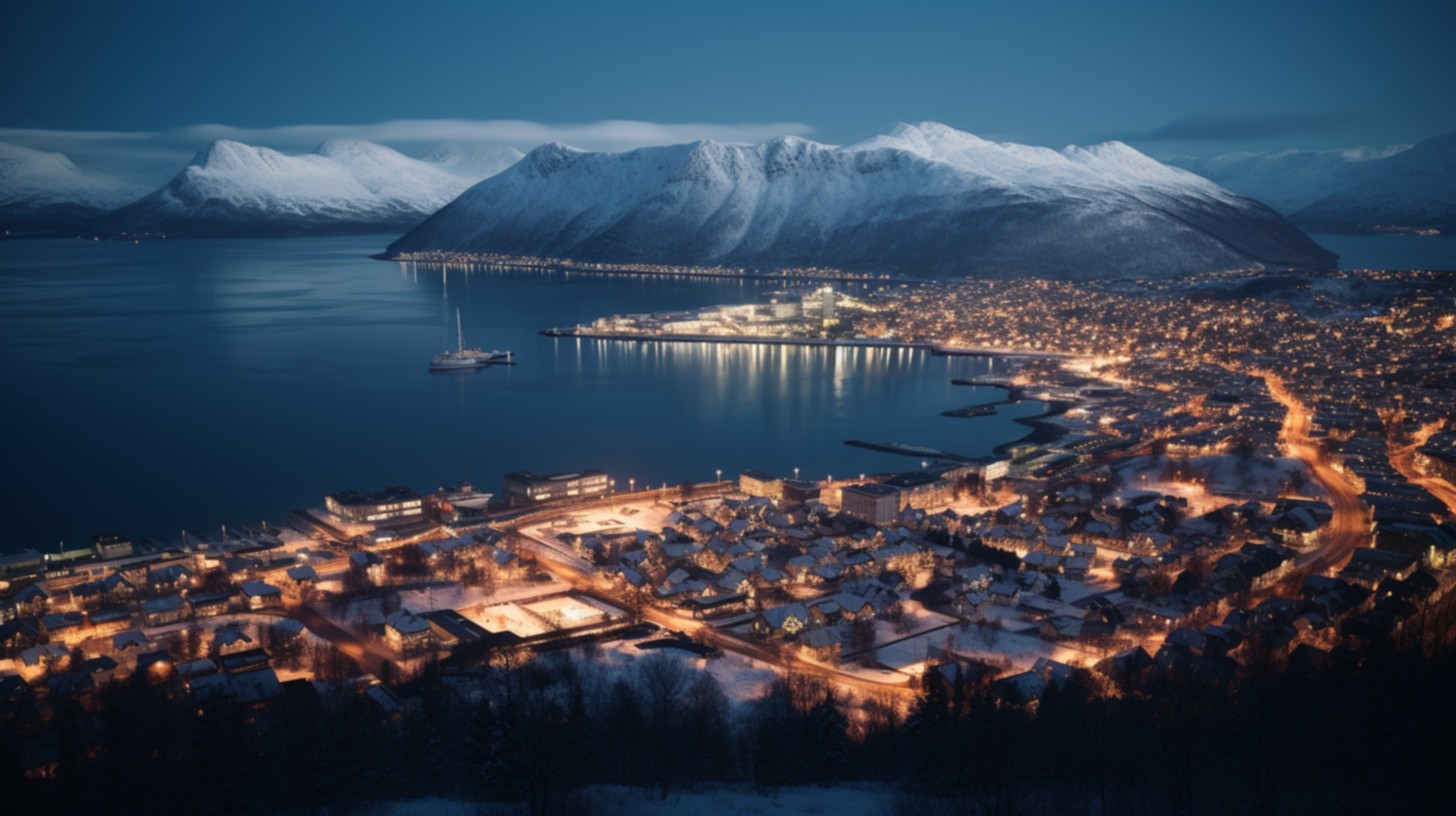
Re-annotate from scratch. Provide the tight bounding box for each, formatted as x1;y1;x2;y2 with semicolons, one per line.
1;236;1045;550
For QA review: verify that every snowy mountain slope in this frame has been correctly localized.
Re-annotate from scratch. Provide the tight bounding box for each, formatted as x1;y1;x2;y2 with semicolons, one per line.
0;141;144;232
1172;132;1455;231
1169;146;1405;213
1291;132;1456;231
388;122;1335;279
414;143;524;183
97;139;505;237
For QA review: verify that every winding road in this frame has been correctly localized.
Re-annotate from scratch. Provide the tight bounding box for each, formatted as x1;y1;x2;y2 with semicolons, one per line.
1259;371;1369;574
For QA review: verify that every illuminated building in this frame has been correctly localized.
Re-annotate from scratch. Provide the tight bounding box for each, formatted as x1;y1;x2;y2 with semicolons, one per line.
325;487;424;523
738;469;783;499
839;483;901;525
90;534;134;560
503;469;610;505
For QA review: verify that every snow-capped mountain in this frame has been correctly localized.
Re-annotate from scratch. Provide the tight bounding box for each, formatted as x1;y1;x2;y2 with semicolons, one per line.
0;141;144;232
1291;132;1456;232
1168;146;1407;214
387;122;1335;279
98;139;513;237
1172;132;1455;232
414;143;525;183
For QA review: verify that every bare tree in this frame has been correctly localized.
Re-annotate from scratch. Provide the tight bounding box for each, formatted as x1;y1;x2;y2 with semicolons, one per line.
638;654;689;798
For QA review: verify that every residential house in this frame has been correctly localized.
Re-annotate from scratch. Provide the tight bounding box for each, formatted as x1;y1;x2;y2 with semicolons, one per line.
241;581;283;610
752;603;808;637
800;627;842;661
141;594;188;627
383;609;433;653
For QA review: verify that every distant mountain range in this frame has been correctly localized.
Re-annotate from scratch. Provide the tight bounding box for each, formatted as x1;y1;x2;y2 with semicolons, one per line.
0;142;144;232
0;139;522;236
387;122;1335;279
99;140;523;237
1170;132;1456;232
4;123;1450;272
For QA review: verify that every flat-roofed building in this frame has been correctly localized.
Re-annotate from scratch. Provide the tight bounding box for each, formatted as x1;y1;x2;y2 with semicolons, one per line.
840;483;901;526
425;609;491;646
883;471;955;511
739;469;783;500
0;549;44;576
434;481;495;524
91;534;134;560
503;469;610;505
780;479;821;504
325;487;424;524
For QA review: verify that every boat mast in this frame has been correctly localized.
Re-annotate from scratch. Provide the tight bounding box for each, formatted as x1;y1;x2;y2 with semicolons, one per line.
456;308;464;354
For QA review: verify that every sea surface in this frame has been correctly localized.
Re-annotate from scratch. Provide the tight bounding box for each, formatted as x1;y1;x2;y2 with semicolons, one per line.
1311;232;1456;271
0;236;1047;551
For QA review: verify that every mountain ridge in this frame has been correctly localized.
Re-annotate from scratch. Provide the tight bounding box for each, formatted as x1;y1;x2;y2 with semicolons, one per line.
388;122;1336;279
1171;133;1455;231
0;141;144;232
95;139;517;237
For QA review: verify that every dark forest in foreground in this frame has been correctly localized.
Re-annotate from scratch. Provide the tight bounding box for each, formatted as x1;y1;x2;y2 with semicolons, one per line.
4;592;1455;816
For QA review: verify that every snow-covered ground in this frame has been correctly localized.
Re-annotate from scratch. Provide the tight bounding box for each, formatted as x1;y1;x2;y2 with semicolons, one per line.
320;577;564;631
520;499;680;542
1117;454;1321;513
875;618;1096;675
461;601;548;638
589;639;781;705
452;594;628;639
523;594;625;628
127;611;305;646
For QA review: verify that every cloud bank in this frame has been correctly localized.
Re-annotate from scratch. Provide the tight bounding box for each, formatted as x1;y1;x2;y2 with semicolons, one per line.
1117;111;1352;143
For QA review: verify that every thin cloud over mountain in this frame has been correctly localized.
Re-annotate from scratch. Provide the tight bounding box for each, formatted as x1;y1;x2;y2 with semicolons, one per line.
1117;110;1354;143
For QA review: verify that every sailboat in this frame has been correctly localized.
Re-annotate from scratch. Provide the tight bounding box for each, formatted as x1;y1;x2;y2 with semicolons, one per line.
429;309;513;371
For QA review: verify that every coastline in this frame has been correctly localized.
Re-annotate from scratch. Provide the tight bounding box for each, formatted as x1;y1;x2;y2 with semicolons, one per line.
994;398;1075;456
539;328;1074;360
382;252;896;284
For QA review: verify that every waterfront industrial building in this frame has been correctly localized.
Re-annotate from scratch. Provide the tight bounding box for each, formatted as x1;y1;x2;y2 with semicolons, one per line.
504;469;611;505
324;487;425;524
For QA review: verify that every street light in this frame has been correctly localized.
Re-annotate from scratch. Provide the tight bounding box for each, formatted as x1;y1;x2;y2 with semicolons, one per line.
629;477;635;493
794;467;800;481
716;468;722;483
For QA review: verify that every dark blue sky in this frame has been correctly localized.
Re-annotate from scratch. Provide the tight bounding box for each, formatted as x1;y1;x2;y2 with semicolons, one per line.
3;0;1453;156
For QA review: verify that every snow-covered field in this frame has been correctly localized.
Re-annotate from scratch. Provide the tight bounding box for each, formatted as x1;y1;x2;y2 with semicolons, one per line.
461;602;547;637
520;500;679;541
522;595;625;629
1117;454;1321;513
455;594;626;638
875;619;1095;675
321;577;564;631
590;639;781;705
